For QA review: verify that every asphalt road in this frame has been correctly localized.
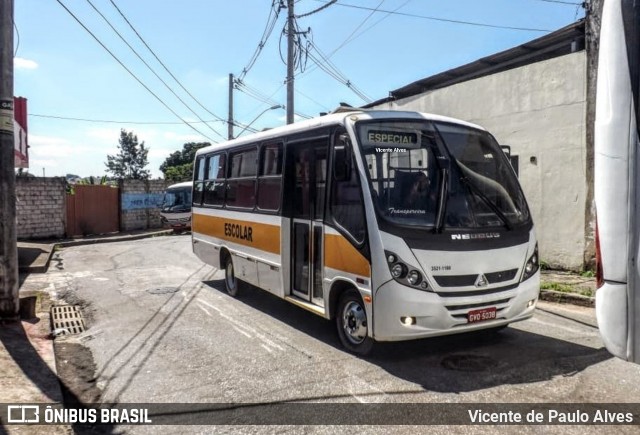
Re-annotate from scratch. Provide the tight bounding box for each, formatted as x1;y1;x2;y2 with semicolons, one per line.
23;235;640;434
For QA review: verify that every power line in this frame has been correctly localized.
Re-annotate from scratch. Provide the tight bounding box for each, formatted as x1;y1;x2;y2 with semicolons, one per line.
54;0;218;143
295;0;337;18
107;0;229;126
295;88;331;112
534;0;583;5
238;1;283;81
85;0;226;140
235;79;312;119
306;39;372;102
13;20;19;56
29;113;225;125
313;0;554;32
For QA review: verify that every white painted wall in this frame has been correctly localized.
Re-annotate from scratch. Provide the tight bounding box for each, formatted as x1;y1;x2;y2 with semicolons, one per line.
374;52;587;270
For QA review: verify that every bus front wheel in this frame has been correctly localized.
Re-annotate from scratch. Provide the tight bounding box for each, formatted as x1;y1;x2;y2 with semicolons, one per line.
336;289;374;356
224;256;240;297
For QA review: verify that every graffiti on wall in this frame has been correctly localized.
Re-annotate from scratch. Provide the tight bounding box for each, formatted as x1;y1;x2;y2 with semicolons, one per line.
121;193;164;211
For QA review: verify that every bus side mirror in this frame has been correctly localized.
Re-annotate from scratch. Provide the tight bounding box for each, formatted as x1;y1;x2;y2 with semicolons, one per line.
334;145;352;181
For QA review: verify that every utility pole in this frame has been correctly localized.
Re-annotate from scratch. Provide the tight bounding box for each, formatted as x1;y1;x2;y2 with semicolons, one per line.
584;0;604;269
0;0;19;320
228;73;234;140
286;0;294;124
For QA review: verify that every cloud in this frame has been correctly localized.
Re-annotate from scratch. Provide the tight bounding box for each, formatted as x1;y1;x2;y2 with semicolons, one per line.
162;131;208;143
29;134;68;147
30;159;59;168
29;134;99;158
148;147;175;158
14;57;38;70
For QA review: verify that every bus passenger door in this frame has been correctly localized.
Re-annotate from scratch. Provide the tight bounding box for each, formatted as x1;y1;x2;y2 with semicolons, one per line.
289;140;328;306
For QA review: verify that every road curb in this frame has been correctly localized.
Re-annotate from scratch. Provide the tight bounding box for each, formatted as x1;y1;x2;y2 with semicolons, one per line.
55;230;173;248
18;230;174;274
539;289;595;307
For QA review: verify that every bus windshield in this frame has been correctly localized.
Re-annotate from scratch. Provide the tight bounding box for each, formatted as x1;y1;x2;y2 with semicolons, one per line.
162;187;192;212
358;120;529;229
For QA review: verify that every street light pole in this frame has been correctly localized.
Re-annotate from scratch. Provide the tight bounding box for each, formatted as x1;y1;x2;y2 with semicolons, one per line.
235;105;282;138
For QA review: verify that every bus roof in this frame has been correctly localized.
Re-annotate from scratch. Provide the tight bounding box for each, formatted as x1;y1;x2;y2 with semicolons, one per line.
195;109;486;156
166;181;193;189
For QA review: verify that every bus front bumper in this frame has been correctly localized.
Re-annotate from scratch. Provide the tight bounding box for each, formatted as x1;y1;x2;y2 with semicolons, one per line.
372;274;540;342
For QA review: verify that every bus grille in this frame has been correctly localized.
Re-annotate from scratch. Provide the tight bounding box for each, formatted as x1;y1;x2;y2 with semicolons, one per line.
435;283;518;298
433;268;518;287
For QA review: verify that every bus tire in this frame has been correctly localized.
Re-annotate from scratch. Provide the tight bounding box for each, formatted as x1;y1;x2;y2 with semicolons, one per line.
224;255;240;297
336;289;374;356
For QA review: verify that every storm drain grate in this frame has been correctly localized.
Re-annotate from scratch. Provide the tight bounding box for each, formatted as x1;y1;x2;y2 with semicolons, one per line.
51;305;86;336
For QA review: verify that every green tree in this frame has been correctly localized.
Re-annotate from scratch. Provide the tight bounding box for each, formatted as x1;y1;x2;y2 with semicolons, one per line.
105;129;150;179
160;142;210;182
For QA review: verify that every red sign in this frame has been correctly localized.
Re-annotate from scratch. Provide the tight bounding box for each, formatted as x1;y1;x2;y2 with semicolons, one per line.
14;96;28;168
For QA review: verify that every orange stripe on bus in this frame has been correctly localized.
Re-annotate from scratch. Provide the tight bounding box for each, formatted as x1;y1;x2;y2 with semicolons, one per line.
192;214;281;255
324;234;371;277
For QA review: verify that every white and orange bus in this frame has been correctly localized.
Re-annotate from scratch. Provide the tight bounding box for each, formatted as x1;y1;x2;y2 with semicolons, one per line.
191;109;539;354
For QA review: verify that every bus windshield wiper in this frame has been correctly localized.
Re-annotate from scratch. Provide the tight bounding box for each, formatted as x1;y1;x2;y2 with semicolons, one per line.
458;174;512;230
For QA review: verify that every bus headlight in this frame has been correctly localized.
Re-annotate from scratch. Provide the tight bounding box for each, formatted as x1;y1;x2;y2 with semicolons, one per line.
407;270;422;286
385;251;431;291
391;263;407;279
521;244;539;282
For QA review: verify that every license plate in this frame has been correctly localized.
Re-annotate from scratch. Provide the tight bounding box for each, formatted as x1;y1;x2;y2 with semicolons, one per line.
467;307;497;323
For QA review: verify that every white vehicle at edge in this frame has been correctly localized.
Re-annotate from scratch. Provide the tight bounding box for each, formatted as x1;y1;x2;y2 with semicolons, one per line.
160;181;192;233
191;109;540;354
594;0;640;364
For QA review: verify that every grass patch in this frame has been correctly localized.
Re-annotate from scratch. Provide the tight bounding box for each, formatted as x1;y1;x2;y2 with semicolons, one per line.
541;282;594;297
580;270;595;278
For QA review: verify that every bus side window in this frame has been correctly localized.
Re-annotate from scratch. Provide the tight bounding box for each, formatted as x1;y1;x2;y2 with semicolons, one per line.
227;147;258;209
204;153;226;207
193;155;206;206
331;133;366;244
257;143;283;211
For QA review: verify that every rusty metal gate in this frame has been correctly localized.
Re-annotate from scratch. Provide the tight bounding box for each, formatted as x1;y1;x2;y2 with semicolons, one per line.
66;185;120;237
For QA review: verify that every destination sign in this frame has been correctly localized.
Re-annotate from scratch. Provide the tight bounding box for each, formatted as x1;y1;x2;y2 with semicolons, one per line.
366;130;418;146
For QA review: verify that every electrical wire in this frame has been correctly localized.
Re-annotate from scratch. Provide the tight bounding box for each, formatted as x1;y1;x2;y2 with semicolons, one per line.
312;0;553;32
54;0;217;143
306;40;372;102
295;0;337;18
29;113;226;125
235;80;312;119
108;0;229;126
534;0;583;5
13;20;19;57
85;0;226;140
238;0;283;81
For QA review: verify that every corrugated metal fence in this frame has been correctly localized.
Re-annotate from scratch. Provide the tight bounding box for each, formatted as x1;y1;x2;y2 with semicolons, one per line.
66;185;120;237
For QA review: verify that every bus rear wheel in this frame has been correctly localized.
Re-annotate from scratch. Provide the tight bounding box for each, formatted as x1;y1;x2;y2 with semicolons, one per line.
336;289;374;356
224;256;240;297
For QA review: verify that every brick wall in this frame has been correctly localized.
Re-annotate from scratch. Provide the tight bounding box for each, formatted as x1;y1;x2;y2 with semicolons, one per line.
120;180;172;231
16;177;66;239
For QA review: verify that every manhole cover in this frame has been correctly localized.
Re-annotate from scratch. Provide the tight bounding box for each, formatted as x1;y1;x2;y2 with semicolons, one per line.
147;286;179;295
51;305;86;336
441;354;497;372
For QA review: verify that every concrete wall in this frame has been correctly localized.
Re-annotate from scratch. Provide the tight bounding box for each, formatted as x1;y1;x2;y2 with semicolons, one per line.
16;177;66;240
120;180;172;231
374;52;588;270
